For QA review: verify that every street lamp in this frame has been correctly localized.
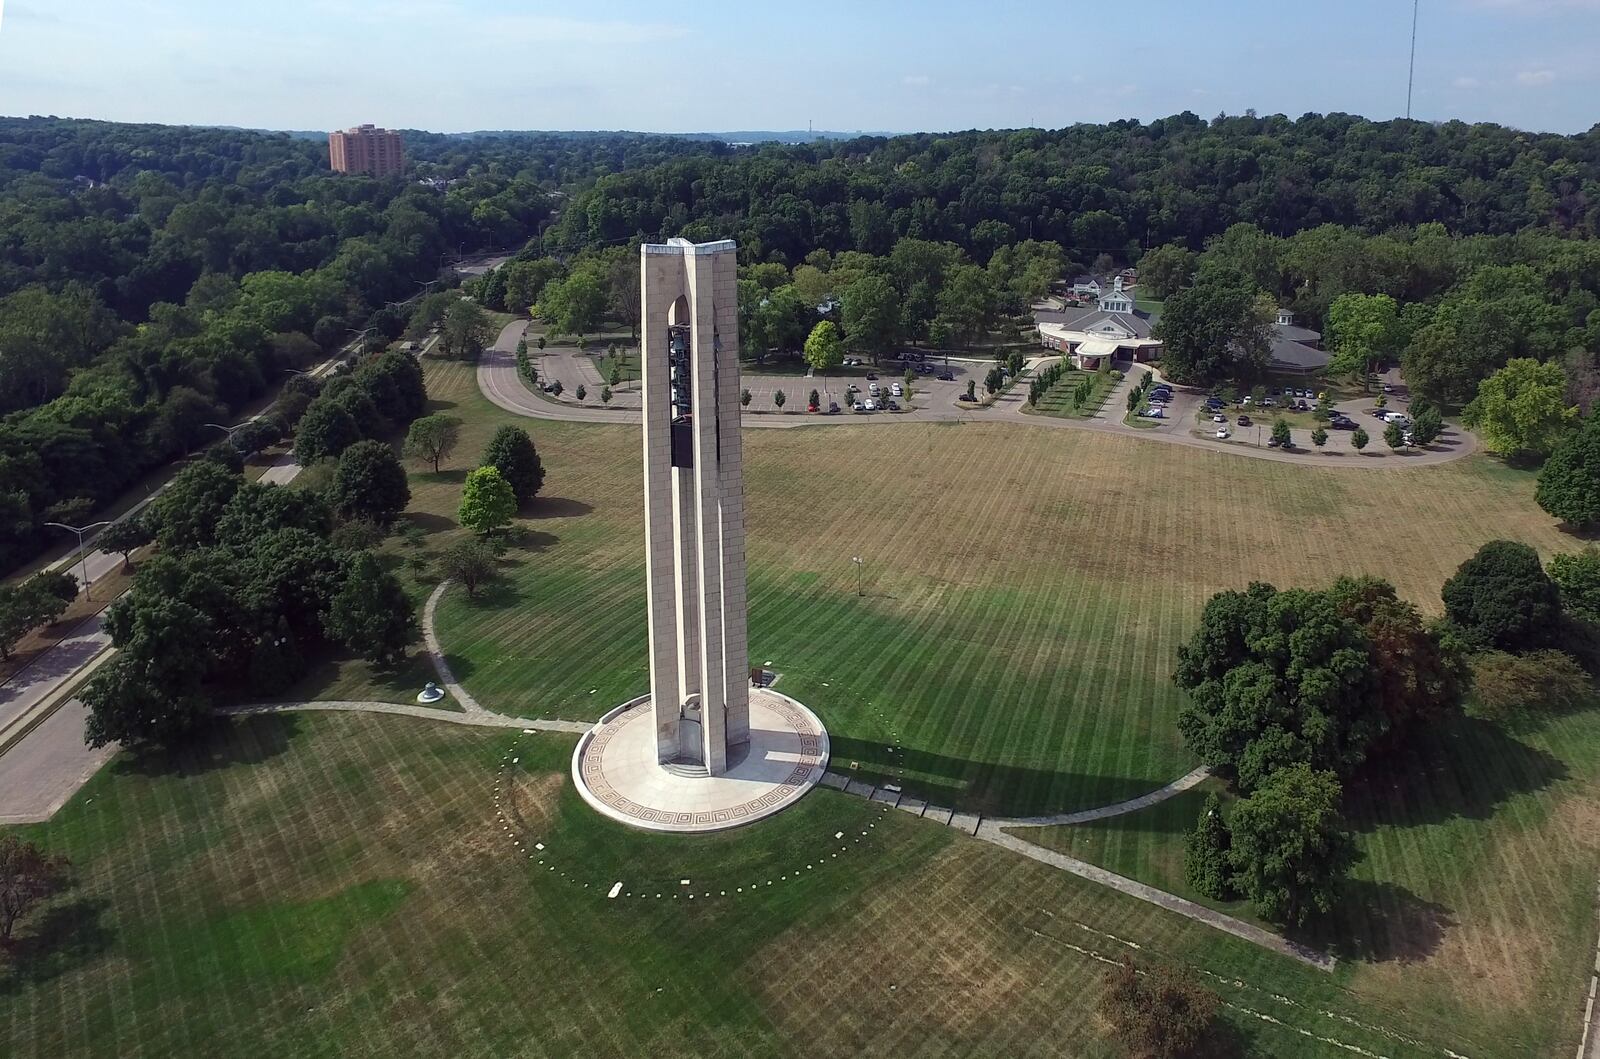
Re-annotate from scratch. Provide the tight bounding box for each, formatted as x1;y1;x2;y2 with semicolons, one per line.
44;520;111;602
204;420;254;453
852;556;864;597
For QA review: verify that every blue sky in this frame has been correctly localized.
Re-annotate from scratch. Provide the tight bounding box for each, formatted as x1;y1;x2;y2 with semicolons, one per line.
1;0;1597;134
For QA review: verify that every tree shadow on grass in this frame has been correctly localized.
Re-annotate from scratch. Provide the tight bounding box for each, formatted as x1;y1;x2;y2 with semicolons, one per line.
1293;880;1454;965
0;897;115;996
112;713;301;779
1345;714;1567;833
827;734;1198;820
402;511;455;535
504;527;558;554
524;496;593;520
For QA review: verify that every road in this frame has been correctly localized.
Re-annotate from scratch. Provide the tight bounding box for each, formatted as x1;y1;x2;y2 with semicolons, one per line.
484;320;1478;467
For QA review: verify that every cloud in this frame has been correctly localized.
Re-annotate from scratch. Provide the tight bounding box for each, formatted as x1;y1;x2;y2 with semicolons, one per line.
903;74;932;88
1453;75;1483;88
1515;68;1558;85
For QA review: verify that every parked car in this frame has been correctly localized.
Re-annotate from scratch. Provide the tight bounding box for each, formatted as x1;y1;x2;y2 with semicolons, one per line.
1383;412;1410;425
1296;399;1310;411
1140;408;1165;419
863;399;877;411
958;391;976;402
866;372;878;381
1212;414;1226;423
1215;428;1231;439
1382;383;1395;393
1238;414;1253;426
1205;397;1224;409
886;399;900;410
869;383;881;396
937;370;955;382
1262;398;1276;408
827;402;840;414
891;383;904;397
1241;396;1253;406
853;401;866;412
917;363;934;374
1331;418;1356;430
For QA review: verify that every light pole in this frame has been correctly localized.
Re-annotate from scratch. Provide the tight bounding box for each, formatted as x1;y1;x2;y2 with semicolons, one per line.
204;420;256;456
852;556;864;597
44;520;110;602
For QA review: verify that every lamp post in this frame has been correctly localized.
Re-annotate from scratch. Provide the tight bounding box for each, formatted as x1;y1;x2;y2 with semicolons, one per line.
852;556;864;598
44;520;111;602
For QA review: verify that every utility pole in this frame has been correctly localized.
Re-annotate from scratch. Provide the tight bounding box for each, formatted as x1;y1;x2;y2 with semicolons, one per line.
852;556;864;597
45;521;111;602
1406;0;1420;119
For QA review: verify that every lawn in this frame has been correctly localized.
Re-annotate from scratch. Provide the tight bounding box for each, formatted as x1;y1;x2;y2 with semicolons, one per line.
4;353;1596;1056
0;710;1499;1058
1025;367;1117;419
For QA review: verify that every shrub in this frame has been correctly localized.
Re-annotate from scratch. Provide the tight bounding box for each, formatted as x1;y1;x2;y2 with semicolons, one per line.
1442;539;1562;652
1183;792;1236;901
1469;649;1593;728
1097;958;1224;1059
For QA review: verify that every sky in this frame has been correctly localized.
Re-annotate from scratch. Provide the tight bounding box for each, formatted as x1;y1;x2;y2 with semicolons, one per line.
0;0;1597;136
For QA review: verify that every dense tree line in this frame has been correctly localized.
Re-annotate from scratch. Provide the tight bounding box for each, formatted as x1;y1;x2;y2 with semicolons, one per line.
0;118;607;572
544;113;1600;267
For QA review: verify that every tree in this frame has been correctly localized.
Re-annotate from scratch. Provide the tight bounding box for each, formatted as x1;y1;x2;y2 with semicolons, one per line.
808;388;820;409
323;551;416;667
83;588;215;748
151;460;241;551
740;388;752;407
1410;406;1444;447
1152;270;1274;384
1537;414;1600;529
600;385;613;405
803;320;844;374
440;539;497;597
1137;244;1198;300
481;425;545;504
458;466;516;536
773;389;787;410
841;273;900;359
1174;583;1386;791
1384;421;1406;451
1327;575;1467;745
96;514;152;572
966;379;977;401
1326;293;1401;386
1096;958;1224;1059
1271;419;1291;448
1184;792;1236;901
402;414;459;473
293;398;362;464
1228;765;1357;928
540;269;606;344
230;418;281;458
1470;649;1592;728
0;836;70;946
0;572;78;661
330;440;410;526
1311;427;1329;449
1462;358;1578;458
439;299;493;361
1549;548;1600;624
1352;426;1370;452
575;384;587;403
1442;539;1562;651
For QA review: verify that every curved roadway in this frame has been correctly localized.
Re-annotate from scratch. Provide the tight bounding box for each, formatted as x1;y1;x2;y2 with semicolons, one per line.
480;321;1477;468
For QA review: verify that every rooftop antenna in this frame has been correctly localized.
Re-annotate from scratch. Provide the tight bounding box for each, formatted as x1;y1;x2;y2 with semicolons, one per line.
1406;0;1420;119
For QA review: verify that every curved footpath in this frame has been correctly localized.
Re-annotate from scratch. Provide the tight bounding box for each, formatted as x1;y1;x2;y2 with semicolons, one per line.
481;319;1477;468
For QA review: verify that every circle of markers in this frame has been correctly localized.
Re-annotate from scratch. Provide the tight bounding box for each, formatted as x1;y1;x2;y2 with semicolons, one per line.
491;673;905;903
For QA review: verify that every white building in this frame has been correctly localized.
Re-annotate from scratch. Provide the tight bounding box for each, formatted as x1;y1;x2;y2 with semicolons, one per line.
1036;277;1162;370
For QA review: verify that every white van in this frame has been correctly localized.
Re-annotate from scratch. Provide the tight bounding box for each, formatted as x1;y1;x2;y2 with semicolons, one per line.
1383;412;1411;426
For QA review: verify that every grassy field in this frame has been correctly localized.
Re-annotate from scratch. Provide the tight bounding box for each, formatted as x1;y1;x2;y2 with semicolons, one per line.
6;354;1595;1056
0;710;1509;1059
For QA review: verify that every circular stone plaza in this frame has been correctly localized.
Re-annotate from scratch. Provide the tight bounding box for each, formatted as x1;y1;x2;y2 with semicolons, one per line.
571;237;830;835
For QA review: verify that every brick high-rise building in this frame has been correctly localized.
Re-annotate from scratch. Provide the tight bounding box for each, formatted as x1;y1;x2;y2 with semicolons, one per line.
328;125;405;177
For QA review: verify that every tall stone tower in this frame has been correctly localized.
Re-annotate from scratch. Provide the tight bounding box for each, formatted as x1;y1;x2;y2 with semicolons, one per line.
640;238;749;774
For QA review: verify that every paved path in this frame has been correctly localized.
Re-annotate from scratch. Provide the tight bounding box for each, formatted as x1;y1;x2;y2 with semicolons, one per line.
978;822;1336;970
422;580;493;715
221;700;589;734
481;320;1477;469
0;699;118;824
991;766;1211;827
0;615;108;742
823;767;1331;970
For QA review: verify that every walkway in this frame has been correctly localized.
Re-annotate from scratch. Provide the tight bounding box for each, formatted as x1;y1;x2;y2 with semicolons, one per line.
820;766;1332;970
221;700;589;734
